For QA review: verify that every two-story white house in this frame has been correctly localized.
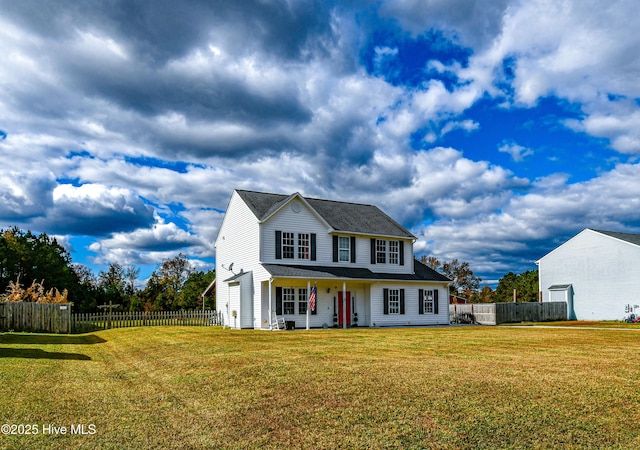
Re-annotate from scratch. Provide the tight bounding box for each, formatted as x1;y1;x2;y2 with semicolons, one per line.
214;189;451;329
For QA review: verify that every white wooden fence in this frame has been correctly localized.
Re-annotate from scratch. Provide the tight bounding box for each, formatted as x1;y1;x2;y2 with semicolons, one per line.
73;309;221;332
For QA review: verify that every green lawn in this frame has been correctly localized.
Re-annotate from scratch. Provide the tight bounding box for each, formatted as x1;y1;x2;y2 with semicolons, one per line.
1;326;639;449
501;320;640;329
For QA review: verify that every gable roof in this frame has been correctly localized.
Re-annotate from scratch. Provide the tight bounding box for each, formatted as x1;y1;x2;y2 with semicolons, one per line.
262;259;450;283
592;229;640;247
235;189;415;239
537;228;640;262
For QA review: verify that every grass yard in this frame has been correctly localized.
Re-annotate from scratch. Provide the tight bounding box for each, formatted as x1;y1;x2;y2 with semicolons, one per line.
1;326;640;449
502;320;640;329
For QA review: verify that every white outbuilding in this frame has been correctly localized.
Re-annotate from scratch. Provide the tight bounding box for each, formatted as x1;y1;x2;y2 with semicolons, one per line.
537;228;640;321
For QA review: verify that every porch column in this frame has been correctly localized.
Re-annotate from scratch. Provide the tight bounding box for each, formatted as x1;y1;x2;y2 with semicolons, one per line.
268;278;273;330
342;282;347;329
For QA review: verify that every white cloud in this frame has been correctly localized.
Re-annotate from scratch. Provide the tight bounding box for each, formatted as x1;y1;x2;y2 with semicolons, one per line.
440;119;480;136
414;162;640;277
458;0;640;153
3;0;640;285
498;141;534;162
89;220;204;266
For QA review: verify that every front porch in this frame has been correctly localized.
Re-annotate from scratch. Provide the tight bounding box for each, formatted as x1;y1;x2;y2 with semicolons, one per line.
262;279;371;330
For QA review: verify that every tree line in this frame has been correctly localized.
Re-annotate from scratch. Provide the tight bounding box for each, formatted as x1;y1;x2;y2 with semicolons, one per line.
421;256;539;303
1;227;539;312
0;227;215;313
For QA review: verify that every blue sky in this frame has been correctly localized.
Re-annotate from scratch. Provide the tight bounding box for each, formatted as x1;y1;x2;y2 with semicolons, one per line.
1;0;640;286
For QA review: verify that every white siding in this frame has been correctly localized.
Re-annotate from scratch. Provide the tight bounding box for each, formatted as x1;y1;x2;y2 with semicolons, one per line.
538;229;640;321
369;283;449;327
215;191;265;328
217;190;442;329
240;273;254;328
355;238;414;274
261;198;330;264
260;198;414;274
228;283;240;328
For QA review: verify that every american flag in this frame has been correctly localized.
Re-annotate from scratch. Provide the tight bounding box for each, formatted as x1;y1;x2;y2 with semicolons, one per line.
308;283;316;312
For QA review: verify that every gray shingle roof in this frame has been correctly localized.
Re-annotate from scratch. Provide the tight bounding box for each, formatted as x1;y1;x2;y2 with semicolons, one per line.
262;259;450;283
592;229;640;247
236;189;415;239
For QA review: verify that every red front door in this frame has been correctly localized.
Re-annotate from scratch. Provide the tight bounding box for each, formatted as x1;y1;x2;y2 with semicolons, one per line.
338;291;351;326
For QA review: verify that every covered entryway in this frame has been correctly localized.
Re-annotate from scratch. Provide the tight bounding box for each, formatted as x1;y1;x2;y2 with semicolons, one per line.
338;291;351;326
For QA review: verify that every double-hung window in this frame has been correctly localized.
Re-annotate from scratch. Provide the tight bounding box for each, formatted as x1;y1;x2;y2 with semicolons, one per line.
388;289;400;314
418;289;438;315
276;231;316;261
283;288;296;314
389;241;399;265
376;240;386;264
298;233;310;260
298;288;308;314
282;232;295;259
338;236;350;262
423;289;434;313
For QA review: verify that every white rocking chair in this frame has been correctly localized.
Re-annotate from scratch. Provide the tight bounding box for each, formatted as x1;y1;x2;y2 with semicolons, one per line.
271;311;286;330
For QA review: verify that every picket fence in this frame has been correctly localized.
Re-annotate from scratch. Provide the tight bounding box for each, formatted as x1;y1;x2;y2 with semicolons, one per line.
73;309;220;332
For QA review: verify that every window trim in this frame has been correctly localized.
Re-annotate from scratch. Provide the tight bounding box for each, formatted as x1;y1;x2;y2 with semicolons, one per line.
388;289;400;314
338;236;350;262
298;233;310;260
389;240;399;265
419;288;439;315
282;232;295;259
298;288;308;314
277;230;315;261
283;287;296;314
376;239;386;264
384;288;405;315
423;289;434;314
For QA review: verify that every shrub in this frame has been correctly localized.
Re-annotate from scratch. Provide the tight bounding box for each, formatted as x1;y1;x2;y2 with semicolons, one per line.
1;276;68;303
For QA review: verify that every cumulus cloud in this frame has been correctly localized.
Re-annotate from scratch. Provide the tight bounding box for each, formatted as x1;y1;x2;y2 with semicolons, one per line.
2;0;640;283
457;0;640;154
498;141;534;162
416;162;640;278
0;171;55;221
88;220;205;266
33;184;154;236
378;0;511;50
